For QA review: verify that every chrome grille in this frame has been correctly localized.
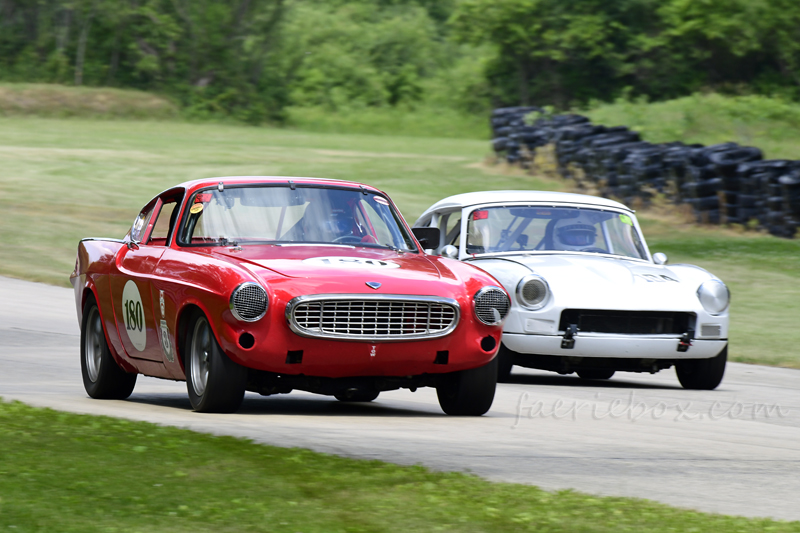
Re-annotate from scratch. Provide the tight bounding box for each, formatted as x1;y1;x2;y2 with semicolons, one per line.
230;283;268;322
286;295;459;341
474;287;510;325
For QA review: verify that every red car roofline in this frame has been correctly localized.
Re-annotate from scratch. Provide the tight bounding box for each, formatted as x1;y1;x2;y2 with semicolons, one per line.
175;176;385;196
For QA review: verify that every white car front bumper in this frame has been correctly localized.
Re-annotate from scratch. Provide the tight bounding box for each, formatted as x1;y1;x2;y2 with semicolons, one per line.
502;333;727;360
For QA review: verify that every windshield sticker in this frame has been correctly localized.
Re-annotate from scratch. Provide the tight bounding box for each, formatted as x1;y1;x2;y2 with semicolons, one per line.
472;210;489;220
302;257;400;269
374;196;389;206
619;214;633;226
190;203;204;214
195;193;213;203
122;280;146;351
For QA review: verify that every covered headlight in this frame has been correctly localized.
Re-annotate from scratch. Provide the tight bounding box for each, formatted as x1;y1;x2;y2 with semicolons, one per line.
230;282;268;322
473;286;510;325
696;280;730;315
516;274;550;310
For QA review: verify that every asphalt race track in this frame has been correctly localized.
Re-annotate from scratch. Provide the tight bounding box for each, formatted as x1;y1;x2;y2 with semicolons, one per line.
1;275;799;521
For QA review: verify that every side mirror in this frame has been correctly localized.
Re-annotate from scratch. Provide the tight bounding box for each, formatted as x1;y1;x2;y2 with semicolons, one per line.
412;227;440;250
441;244;458;259
652;252;668;265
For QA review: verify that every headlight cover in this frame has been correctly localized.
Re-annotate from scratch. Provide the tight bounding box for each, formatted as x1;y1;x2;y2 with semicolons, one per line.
473;286;511;326
230;282;268;322
516;274;550;310
696;279;730;315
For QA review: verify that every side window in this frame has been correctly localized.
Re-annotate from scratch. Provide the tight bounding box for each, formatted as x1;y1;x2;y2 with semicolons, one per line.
130;205;156;243
149;201;178;246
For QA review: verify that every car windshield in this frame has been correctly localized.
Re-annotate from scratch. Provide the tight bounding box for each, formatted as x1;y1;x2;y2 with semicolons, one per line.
465;205;647;259
179;185;416;251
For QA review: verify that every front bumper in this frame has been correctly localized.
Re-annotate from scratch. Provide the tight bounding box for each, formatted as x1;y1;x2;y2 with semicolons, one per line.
502;332;727;360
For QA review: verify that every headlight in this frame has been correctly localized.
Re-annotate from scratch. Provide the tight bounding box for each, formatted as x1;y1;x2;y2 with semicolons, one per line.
230;282;268;322
516;274;550;310
473;286;510;325
696;280;730;315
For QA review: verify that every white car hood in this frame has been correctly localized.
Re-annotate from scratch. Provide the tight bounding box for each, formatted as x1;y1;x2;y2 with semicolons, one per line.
468;254;711;312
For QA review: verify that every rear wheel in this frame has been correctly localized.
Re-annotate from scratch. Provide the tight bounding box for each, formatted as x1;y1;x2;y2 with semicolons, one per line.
576;369;615;380
334;390;380;402
676;346;727;390
80;298;137;399
436;356;497;416
186;312;247;413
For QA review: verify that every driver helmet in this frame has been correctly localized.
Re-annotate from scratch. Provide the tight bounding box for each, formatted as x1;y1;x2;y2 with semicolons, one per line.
553;214;597;251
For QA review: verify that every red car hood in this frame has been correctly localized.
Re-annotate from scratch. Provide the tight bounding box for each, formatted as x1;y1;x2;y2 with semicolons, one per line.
208;245;443;282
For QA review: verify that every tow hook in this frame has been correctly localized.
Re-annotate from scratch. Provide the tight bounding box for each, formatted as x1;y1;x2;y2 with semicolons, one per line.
677;329;695;352
561;324;578;349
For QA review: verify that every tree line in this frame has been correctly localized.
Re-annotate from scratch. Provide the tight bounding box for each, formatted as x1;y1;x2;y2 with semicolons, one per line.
2;0;800;122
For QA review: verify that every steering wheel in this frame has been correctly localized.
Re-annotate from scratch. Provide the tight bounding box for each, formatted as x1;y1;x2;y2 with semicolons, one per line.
580;247;607;254
332;234;363;244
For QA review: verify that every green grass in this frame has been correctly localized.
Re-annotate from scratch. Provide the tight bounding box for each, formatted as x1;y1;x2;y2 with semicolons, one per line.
0;83;178;120
286;105;491;140
584;93;800;159
0;399;797;533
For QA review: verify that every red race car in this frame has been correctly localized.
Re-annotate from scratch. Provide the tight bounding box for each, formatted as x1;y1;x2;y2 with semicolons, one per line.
70;177;510;415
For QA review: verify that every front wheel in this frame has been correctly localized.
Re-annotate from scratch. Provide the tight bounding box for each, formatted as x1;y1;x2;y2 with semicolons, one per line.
186;312;247;413
80;298;137;399
675;346;727;390
436;356;497;416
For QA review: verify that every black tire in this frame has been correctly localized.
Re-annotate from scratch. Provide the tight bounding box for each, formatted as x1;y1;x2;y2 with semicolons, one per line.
576;369;615;380
334;390;380;402
436;356;497;416
497;345;514;383
676;346;727;390
185;312;247;413
80;297;137;399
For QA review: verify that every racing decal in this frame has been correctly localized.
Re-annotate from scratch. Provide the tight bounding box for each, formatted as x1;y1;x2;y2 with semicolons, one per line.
370;345;377;358
160;319;174;362
619;214;633;226
122;280;147;351
190;203;204;214
302;257;400;269
159;290;166;318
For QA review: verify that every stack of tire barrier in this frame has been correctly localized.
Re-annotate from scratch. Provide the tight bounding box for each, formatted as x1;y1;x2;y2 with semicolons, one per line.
490;107;799;238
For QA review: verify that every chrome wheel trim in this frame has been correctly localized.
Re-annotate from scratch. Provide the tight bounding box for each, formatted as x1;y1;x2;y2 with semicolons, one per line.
190;318;212;397
85;308;103;383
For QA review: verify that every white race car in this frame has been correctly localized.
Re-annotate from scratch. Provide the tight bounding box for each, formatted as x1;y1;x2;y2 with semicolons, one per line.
414;191;730;389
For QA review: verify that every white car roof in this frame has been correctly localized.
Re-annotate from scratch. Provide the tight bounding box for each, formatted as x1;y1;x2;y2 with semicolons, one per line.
420;190;632;216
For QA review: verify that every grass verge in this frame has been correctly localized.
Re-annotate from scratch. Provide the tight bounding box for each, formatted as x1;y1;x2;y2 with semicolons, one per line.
286;105;490;140
0;83;178;120
584;93;800;159
1;399;797;533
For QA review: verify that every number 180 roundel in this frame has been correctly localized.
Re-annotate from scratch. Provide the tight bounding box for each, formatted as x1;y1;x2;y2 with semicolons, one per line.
70;176;510;415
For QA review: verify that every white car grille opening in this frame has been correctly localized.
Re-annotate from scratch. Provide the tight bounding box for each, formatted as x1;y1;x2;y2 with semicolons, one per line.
288;296;459;340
